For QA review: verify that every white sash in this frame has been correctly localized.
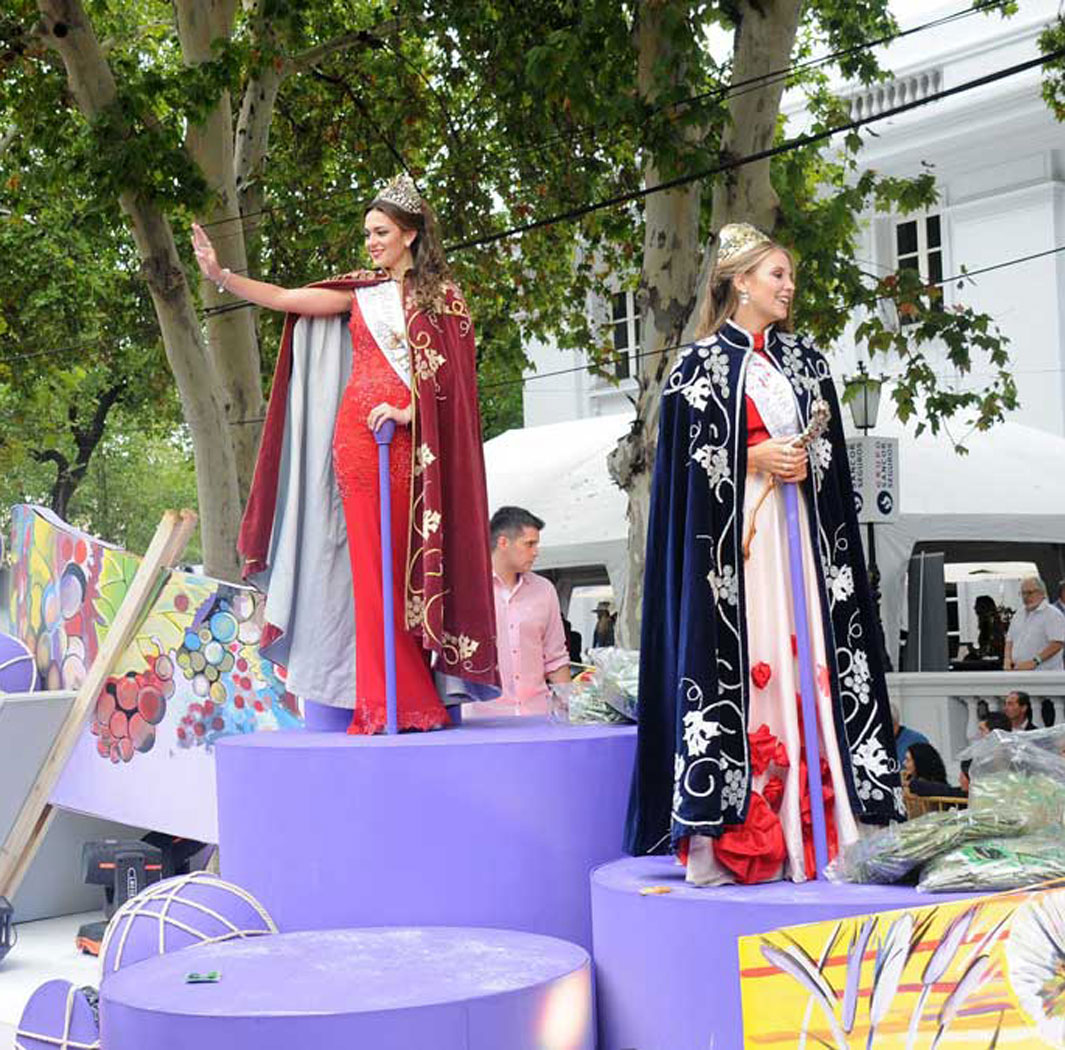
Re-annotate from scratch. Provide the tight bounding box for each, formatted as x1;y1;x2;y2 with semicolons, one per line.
745;352;799;439
355;282;411;389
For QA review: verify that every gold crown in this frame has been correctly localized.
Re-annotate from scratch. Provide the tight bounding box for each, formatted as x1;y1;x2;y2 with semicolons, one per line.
716;222;772;264
375;173;423;214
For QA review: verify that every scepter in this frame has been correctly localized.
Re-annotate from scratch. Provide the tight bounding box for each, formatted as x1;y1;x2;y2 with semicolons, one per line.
785;397;832;877
374;419;399;736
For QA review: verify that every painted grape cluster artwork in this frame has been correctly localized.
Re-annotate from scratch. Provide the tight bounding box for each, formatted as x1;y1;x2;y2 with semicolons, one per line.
9;505;302;767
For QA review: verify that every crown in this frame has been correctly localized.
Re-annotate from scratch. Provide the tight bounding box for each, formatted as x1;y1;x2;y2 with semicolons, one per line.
716;222;772;264
375;173;423;214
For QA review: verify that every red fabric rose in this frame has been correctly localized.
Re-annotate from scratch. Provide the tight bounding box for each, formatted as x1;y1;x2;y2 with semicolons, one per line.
712;792;787;883
748;724;780;777
772;740;790;769
763;775;785;812
751;661;772;689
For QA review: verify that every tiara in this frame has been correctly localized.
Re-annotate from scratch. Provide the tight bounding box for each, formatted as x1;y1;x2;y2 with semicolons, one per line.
716;222;771;264
375;173;423;214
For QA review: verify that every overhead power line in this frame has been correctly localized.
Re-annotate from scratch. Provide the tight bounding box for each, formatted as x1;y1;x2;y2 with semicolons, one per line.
197;0;1013;237
445;46;1065;252
209;239;1065;424
201;42;1065;321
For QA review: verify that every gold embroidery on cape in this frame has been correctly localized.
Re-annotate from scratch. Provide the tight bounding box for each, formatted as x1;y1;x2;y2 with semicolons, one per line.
401;291;488;674
410;329;446;382
442;289;472;337
413;443;436;477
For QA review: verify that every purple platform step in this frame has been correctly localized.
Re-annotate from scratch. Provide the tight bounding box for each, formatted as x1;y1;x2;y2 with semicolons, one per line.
215;718;635;949
591;855;976;1050
99;927;593;1050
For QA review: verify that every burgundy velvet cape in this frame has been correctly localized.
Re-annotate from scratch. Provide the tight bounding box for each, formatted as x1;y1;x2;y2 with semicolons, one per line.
239;271;500;695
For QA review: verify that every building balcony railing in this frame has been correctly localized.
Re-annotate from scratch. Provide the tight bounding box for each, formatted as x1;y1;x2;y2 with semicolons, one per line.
848;69;943;120
888;670;1065;777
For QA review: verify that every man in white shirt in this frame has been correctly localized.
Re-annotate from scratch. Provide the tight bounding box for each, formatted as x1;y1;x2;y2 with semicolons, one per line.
1004;576;1065;671
490;506;572;715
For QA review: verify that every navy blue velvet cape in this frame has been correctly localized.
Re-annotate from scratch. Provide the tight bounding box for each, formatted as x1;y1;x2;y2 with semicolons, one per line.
624;320;904;856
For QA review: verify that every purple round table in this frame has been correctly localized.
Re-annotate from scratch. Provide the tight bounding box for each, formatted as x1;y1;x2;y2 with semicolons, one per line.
590;855;977;1050
99;927;593;1050
215;718;636;949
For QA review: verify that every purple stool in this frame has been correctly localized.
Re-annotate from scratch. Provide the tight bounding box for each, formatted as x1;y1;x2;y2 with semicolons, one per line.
99;927;593;1050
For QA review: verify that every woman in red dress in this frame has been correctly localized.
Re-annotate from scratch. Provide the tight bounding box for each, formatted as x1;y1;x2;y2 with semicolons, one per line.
192;176;499;732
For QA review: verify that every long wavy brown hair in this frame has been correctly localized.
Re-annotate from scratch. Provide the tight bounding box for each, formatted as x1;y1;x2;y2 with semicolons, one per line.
694;238;796;339
367;196;453;312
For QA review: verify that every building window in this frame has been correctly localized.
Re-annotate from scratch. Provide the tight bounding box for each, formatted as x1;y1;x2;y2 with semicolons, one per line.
895;214;943;323
608;291;641;380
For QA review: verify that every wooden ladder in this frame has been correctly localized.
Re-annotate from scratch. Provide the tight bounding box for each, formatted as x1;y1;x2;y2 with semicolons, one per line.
0;509;198;900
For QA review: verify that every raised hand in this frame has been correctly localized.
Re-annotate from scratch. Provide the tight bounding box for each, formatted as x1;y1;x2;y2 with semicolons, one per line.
191;223;221;283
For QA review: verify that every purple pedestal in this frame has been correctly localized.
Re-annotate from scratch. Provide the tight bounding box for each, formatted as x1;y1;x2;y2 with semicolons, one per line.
302;698;350;732
591;855;977;1050
215;718;635;949
99;927;593;1050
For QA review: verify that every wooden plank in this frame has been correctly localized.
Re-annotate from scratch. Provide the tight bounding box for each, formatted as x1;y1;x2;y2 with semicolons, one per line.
0;509;198;899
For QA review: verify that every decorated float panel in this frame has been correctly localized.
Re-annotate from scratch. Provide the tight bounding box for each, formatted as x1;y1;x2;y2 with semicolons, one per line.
739;880;1065;1048
7;505;302;842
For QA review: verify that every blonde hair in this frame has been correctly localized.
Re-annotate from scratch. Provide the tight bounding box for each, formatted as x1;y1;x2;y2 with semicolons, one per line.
694;239;796;339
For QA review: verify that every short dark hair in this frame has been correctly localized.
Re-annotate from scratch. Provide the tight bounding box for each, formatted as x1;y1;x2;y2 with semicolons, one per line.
490;506;544;546
1012;690;1032;715
907;741;948;783
981;710;1012;733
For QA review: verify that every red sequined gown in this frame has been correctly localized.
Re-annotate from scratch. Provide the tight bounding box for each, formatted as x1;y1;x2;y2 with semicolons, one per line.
331;293;449;734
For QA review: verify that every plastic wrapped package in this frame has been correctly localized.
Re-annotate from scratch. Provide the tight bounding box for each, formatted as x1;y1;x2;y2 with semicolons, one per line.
968;734;1065;832
918;831;1065;893
584;647;640;721
961;726;1065;764
824;810;1025;885
548;677;630;725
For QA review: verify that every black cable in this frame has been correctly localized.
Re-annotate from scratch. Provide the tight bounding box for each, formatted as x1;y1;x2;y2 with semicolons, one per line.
197;0;1012;236
217;239;1065;424
446;46;1065;251
202;43;1065;320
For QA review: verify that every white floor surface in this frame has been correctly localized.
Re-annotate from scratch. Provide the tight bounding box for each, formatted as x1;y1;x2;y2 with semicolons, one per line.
0;911;102;1049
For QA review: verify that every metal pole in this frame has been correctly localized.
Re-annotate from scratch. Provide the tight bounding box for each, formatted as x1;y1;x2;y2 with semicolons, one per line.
374;419;399;736
783;482;830;878
867;518;892;671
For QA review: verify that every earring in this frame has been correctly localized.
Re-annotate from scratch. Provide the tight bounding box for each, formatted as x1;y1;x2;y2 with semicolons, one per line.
739;290;751;305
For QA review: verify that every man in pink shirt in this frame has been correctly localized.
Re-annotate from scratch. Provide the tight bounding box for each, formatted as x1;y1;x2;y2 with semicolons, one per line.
490;506;572;715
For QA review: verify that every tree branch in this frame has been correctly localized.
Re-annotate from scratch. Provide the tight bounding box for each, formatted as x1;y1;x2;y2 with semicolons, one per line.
0;127;17;160
288;19;407;73
311;67;412;175
29;447;69;472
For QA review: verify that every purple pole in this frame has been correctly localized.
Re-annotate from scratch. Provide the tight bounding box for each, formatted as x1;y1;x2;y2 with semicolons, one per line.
783;481;830;877
374;419;399;736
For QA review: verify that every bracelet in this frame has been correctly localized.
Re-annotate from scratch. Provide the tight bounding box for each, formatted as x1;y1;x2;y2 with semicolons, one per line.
1034;654;1043;667
215;267;232;293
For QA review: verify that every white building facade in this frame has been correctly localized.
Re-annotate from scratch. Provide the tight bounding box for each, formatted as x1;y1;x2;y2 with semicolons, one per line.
522;1;1065;436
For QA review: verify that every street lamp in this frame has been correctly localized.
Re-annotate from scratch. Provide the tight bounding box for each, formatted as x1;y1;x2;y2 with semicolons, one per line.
846;362;892;671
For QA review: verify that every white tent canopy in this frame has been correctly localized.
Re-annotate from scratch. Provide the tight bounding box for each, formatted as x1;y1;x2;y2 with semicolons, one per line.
483;413;633;594
483;408;1065;665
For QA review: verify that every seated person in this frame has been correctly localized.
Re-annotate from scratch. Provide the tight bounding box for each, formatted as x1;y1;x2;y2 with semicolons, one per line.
978;710;1012;736
904;741;966;798
958;759;972;796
